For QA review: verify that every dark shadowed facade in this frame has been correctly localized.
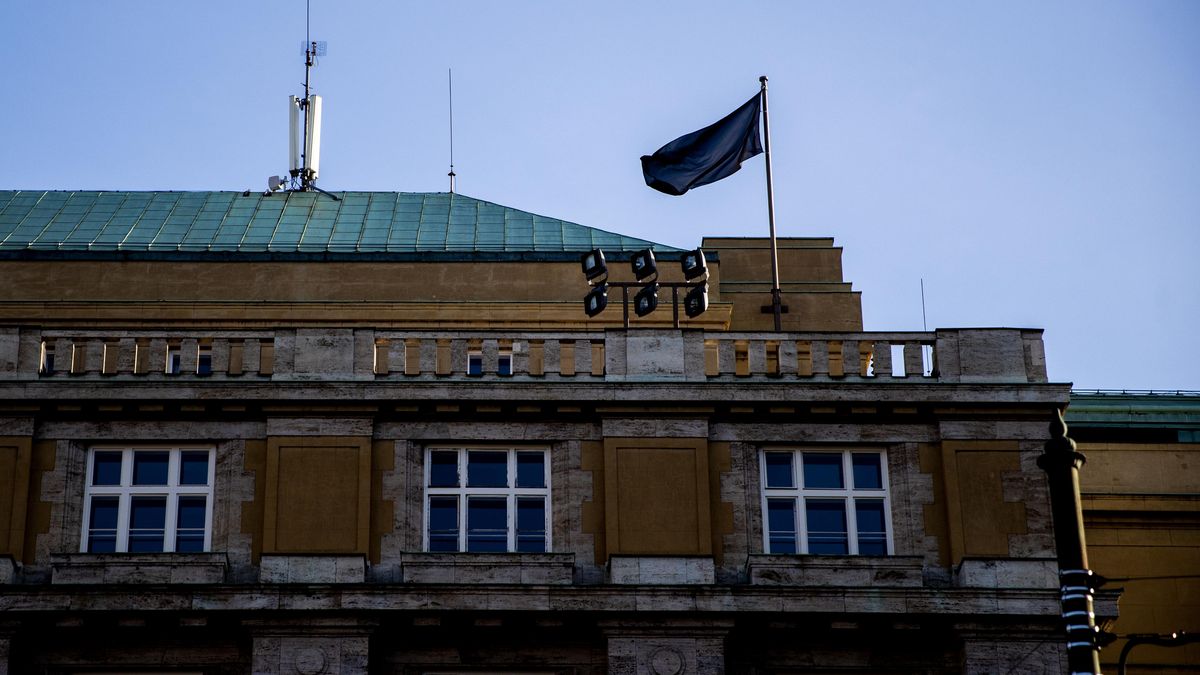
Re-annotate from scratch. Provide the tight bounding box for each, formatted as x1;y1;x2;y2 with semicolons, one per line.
0;190;1100;674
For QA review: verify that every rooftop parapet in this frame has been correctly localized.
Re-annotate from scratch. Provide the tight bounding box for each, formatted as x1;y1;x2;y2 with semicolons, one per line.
1;327;1048;386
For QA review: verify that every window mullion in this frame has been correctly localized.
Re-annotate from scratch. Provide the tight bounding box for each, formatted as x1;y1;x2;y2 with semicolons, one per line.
80;495;92;553
116;493;130;553
796;495;808;554
164;493;179;553
507;493;516;552
121;448;133;487
845;495;859;555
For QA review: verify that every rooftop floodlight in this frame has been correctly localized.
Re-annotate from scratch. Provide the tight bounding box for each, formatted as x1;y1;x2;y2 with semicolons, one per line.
631;248;658;282
584;283;609;318
581;248;608;283
634;282;659;317
684;282;709;318
681;248;708;280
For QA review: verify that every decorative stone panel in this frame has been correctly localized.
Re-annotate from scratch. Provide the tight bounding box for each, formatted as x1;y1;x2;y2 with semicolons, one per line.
956;557;1057;589
747;554;923;587
260;554;365;584
400;552;574;584
609;556;714;585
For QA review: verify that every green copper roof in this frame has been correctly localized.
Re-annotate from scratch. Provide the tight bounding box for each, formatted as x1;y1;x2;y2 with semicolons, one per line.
0;191;677;254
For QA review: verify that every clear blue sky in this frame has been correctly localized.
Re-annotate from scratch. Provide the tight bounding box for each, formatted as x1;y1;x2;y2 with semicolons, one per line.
3;1;1198;390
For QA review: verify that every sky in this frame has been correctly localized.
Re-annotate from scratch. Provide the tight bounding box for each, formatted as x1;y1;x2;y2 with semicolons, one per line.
2;1;1198;391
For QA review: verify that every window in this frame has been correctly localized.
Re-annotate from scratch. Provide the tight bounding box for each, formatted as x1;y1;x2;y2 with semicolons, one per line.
424;446;549;552
81;446;215;553
165;344;182;375
760;449;891;556
40;341;55;374
197;344;213;375
467;350;513;376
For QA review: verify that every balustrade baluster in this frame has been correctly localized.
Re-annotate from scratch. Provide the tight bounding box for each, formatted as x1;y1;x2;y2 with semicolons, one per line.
843;340;860;378
871;340;892;379
811;340;829;376
748;340;767;375
904;341;923;378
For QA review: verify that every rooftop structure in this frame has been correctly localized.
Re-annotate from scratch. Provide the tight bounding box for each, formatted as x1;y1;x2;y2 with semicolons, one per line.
0;190;1099;674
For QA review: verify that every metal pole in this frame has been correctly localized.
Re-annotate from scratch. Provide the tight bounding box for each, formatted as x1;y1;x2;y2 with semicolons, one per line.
759;76;783;332
672;285;680;329
1038;409;1103;675
301;44;312;190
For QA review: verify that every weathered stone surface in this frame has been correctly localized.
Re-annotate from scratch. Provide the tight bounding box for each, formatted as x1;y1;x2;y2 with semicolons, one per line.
0;556;13;584
747;555;923;587
287;328;355;379
50;553;228;584
957;557;1058;589
619;331;686;380
601;418;707;438
259;555;365;584
265;417;374;437
400;552;575;585
609;556;714;585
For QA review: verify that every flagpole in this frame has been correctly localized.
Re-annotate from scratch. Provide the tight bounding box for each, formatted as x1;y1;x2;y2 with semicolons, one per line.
760;75;783;332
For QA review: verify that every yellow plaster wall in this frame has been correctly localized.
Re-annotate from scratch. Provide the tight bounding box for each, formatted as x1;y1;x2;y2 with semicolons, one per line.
0;437;32;560
580;440;607;564
702;237;864;331
603;438;712;556
23;440;55;566
1079;441;1200;671
263;436;372;554
928;441;1027;565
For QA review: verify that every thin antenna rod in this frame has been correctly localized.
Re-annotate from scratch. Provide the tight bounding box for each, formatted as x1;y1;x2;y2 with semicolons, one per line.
920;278;928;331
448;68;456;193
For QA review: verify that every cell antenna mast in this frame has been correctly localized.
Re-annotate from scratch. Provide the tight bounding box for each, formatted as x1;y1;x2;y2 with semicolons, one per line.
282;0;335;199
448;68;456;193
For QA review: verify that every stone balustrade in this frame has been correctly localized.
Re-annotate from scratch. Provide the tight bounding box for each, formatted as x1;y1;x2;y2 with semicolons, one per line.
0;327;1048;384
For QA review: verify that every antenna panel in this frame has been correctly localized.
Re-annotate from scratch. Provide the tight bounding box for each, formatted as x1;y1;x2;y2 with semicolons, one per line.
306;95;323;180
301;40;328;56
289;96;301;172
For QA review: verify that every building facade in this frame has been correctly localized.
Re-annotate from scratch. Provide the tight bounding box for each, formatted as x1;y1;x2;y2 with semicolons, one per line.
0;190;1099;674
1066;391;1200;674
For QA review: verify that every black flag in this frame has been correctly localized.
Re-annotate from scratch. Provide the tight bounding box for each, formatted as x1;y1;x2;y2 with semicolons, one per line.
640;93;763;196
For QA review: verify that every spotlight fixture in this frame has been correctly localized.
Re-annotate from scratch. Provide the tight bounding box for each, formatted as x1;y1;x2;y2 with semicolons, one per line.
584;283;609;318
631;248;658;282
634;282;659;317
684;282;709;318
581;248;608;283
681;248;708;280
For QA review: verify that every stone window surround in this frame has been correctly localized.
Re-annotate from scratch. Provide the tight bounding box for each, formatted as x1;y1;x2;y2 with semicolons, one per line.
758;446;894;556
80;444;216;554
423;444;552;553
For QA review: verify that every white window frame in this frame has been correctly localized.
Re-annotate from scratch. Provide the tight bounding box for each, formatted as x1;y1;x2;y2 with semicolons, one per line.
423;445;551;553
759;447;893;556
80;445;216;553
466;349;513;376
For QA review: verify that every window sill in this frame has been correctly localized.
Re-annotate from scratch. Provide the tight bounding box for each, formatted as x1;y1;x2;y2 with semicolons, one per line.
50;552;227;584
400;552;574;585
747;554;923;587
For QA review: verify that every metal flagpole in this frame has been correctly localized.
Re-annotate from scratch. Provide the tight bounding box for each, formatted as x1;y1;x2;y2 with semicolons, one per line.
759;76;783;332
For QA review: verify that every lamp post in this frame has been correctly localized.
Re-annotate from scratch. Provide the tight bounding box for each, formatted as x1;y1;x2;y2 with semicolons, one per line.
1038;409;1104;674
